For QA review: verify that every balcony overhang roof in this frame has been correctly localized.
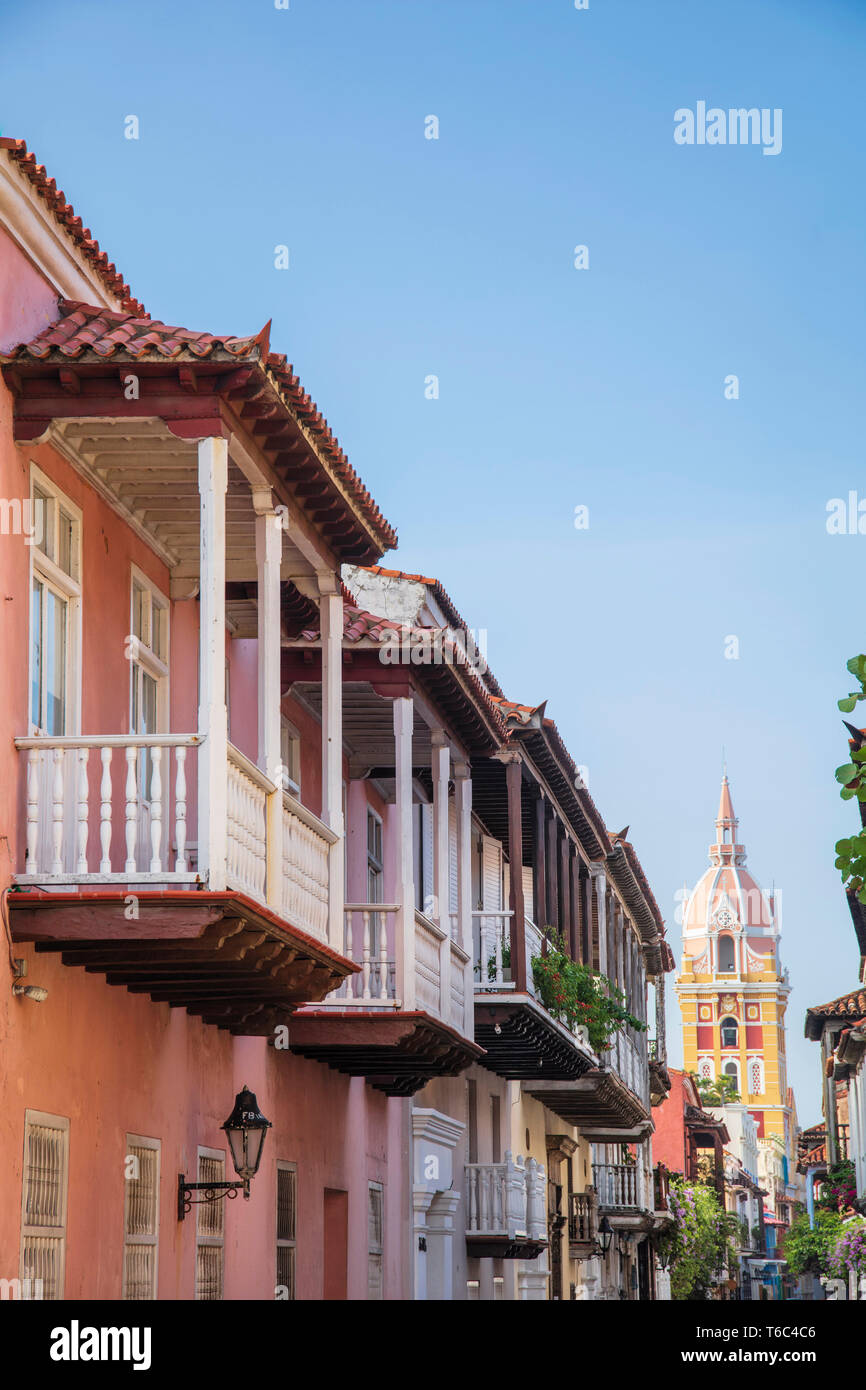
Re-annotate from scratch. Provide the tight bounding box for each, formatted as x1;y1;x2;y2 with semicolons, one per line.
10;888;355;1034
464;1233;547;1260
524;1066;652;1138
286;1009;483;1095
1;299;396;567
473;994;598;1081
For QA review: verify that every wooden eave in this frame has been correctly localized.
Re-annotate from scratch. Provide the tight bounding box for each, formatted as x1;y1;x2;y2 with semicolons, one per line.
286;1010;483;1095
1;352;389;565
464;1234;546;1261
282;648;504;758
473;996;598;1081
10;888;356;1035
524;1067;652;1137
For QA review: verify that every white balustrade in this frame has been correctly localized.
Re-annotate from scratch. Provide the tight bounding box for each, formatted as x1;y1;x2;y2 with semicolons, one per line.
593;1162;640;1209
473;909;514;989
225;744;269;901
328;905;399;1006
15;736;200;883
465;1153;547;1243
281;792;331;942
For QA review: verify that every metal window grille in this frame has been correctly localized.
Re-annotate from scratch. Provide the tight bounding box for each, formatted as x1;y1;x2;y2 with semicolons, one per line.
195;1152;225;1300
276;1162;296;1299
367;1183;384;1300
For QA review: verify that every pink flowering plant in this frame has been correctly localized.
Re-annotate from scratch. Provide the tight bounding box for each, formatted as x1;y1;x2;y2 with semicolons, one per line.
530;930;645;1051
657;1177;739;1301
816;1160;858;1213
829;1216;866;1281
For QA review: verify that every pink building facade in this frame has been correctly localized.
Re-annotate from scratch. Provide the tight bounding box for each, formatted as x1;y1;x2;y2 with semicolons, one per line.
0;139;674;1303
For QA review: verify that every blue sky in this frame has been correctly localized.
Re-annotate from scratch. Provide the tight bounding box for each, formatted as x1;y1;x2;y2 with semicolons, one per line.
3;0;866;1118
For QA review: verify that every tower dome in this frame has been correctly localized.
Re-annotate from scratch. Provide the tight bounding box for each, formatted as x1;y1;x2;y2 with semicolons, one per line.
681;775;777;960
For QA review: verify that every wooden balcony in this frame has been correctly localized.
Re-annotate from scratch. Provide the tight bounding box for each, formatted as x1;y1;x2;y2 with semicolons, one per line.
10;734;353;1032
472;912;598;1085
286;907;481;1094
465;1154;547;1260
567;1188;599;1259
593;1162;654;1233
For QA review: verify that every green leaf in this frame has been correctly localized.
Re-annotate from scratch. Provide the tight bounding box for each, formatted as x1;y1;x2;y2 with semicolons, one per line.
836;764;860;785
846;655;866;679
858;888;866;906
841;787;857;800
839;696;859;713
854;748;866;764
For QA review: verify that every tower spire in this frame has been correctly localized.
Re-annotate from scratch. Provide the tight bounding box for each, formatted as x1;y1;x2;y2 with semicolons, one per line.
710;772;743;865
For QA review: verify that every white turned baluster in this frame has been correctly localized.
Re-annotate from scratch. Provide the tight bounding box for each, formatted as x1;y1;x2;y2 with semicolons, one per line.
75;747;89;874
361;910;371;1000
149;745;163;872
100;748;113;874
175;746;187;872
124;746;138;875
51;748;65;875
494;917;503;985
25;748;40;871
379;914;389;1001
344;911;354;999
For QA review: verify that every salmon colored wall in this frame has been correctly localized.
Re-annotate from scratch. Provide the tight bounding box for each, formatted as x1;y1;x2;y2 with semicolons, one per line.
0;944;409;1299
651;1070;690;1176
0;225;60;351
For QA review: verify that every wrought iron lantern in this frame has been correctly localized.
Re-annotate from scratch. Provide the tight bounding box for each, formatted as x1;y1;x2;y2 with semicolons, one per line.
597;1215;614;1256
178;1086;271;1220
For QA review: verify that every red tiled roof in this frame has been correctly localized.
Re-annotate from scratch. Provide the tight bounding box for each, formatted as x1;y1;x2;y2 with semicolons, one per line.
805;986;866;1039
9;300;265;361
294;601;507;738
5;300;397;555
1;139;143;314
358;566;504;698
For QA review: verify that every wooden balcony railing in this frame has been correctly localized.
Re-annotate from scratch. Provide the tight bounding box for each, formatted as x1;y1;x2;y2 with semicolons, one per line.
567;1188;598;1250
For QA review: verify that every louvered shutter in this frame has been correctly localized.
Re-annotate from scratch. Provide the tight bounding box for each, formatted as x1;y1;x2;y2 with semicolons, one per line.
20;1112;68;1300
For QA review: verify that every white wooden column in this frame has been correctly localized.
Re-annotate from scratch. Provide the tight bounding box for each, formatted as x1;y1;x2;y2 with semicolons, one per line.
394;696;415;1009
197;436;228;890
320;586;345;952
431;729;451;1022
455;763;473;1037
590;864;608;975
256;504;283;907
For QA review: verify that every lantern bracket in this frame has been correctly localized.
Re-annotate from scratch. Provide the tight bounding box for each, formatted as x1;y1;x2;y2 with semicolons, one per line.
177;1173;247;1221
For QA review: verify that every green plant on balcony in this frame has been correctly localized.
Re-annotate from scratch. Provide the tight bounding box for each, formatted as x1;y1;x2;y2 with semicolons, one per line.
816;1160;858;1213
530;930;645;1051
782;1209;842;1277
486;942;511;981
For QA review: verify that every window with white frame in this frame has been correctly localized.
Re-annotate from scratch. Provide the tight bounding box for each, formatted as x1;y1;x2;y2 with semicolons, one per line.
367;1182;384;1299
30;470;81;735
723;1060;741;1093
195;1149;225;1300
280;718;301;797
720;1016;739;1049
20;1110;69;1300
129;570;169;811
275;1161;296;1300
122;1135;160;1300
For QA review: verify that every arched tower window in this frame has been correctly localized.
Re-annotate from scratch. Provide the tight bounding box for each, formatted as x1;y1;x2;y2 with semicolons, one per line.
720;1017;738;1048
718;935;736;972
723;1061;740;1094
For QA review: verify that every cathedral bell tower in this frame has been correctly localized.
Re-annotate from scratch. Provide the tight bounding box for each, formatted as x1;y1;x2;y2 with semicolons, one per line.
675;776;792;1151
